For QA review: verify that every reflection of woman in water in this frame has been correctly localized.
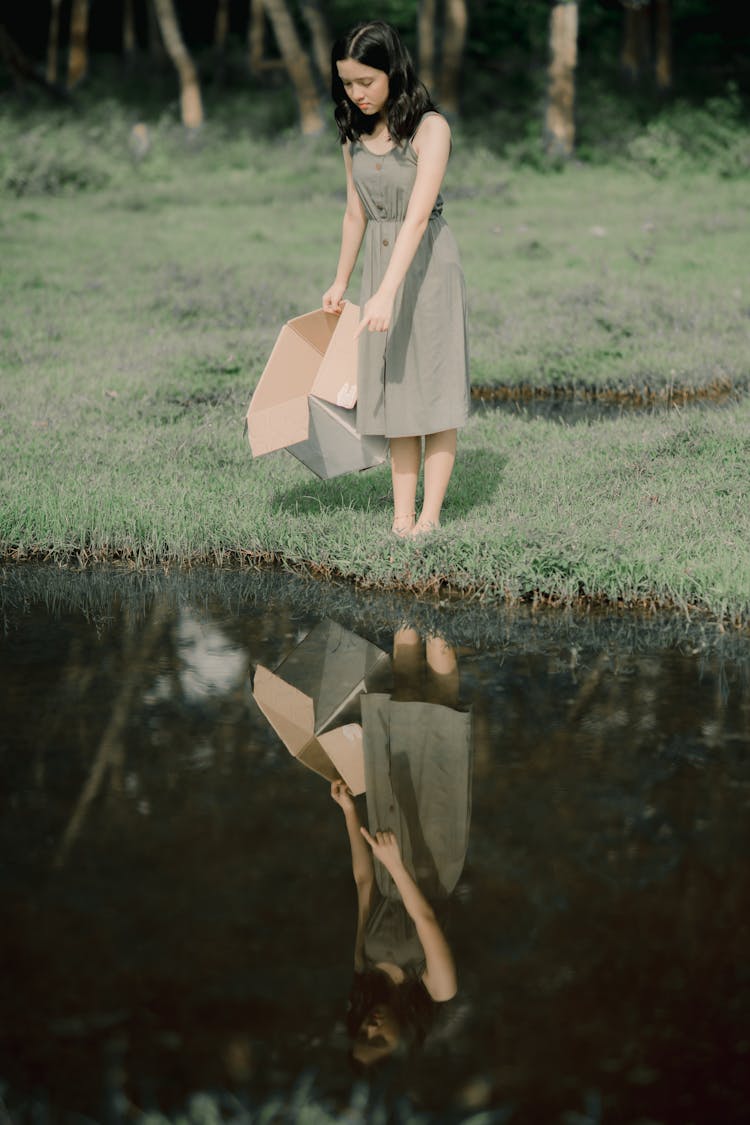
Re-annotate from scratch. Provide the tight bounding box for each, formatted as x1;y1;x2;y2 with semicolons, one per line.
332;629;472;1069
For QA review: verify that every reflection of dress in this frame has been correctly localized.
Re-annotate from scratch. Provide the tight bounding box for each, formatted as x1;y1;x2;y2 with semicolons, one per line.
360;694;472;976
351;124;470;439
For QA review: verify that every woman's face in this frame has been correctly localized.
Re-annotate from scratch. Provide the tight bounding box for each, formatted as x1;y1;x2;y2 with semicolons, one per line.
336;57;390;118
351;1003;401;1066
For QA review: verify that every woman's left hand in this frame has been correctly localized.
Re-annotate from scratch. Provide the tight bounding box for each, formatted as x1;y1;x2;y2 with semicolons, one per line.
355;290;394;337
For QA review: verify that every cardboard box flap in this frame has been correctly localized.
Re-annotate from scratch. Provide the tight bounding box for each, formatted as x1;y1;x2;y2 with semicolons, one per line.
311;301;360;408
248;325;322;411
245;325;321;455
288;399;387;480
319;723;366;795
274;620;389;731
288;309;341;358
296;738;341;782
246;395;310;458
252;664;314;757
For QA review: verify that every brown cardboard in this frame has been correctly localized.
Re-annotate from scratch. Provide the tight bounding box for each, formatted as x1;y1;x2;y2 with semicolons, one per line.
245;303;388;480
251;620;391;795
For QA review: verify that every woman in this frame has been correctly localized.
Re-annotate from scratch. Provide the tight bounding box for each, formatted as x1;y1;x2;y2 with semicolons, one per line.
331;629;473;1069
322;22;470;538
332;786;454;1068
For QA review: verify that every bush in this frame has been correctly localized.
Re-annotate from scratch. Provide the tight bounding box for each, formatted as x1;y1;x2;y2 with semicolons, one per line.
626;85;750;178
0;100;132;196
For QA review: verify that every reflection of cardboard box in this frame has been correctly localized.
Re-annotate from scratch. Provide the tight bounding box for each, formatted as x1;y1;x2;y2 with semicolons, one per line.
245;303;388;480
252;619;391;795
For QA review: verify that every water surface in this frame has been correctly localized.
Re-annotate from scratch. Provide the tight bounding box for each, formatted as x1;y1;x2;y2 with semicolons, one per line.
1;566;748;1123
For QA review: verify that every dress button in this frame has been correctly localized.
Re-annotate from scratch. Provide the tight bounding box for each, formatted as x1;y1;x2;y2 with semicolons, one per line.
383;238;389;246
375;162;382;171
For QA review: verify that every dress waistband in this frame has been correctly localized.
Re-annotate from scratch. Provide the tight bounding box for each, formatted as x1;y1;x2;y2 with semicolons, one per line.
366;212;443;224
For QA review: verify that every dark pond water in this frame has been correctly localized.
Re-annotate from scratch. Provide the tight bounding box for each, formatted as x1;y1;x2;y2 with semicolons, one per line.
1;566;749;1125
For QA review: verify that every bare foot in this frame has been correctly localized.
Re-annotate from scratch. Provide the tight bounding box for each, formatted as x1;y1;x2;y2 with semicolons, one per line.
391;512;416;538
411;518;441;537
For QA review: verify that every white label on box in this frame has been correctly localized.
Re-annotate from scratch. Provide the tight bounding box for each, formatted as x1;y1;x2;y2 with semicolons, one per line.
336;383;357;409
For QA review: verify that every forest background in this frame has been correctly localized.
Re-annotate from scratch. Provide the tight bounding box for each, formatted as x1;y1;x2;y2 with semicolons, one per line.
1;1;749;624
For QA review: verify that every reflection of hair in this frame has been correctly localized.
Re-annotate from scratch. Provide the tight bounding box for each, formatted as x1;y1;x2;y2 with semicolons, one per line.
331;21;437;145
346;970;436;1069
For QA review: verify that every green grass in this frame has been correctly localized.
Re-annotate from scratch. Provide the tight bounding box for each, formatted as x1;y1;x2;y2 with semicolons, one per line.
1;94;749;623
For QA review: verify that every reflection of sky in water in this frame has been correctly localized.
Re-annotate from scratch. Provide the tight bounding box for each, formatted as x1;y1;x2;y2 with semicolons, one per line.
176;609;246;702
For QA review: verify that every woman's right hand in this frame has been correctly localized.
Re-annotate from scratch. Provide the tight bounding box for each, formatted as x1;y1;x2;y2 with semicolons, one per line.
322;280;347;315
360;827;404;873
331;779;356;812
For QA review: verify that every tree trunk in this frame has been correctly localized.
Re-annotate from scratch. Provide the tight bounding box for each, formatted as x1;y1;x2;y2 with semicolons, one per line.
621;3;651;84
123;0;137;65
247;0;284;76
1;20;67;98
299;0;331;87
214;0;230;83
654;0;672;91
46;0;62;83
262;0;324;134
440;0;467;117
67;0;90;90
215;0;230;49
417;0;437;94
147;0;166;61
545;2;578;160
248;0;265;75
153;0;204;129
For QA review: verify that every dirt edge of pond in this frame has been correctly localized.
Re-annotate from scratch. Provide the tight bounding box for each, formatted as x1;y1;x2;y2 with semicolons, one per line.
470;376;742;406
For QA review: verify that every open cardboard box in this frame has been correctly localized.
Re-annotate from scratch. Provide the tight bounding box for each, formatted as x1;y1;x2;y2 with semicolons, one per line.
245;303;388;480
252;619;391;795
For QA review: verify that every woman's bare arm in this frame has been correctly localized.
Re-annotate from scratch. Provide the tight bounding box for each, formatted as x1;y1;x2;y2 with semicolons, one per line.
331;781;374;969
323;146;368;313
355;114;452;336
360;827;457;1001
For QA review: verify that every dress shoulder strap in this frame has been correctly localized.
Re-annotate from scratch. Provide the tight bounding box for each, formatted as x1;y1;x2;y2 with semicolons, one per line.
410;110;443;143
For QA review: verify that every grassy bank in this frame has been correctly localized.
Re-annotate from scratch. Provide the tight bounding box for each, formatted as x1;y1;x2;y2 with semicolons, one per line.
2;371;749;623
1;99;749;623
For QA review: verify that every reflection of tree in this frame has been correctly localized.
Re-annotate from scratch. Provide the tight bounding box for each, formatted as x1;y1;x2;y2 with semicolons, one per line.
54;600;171;869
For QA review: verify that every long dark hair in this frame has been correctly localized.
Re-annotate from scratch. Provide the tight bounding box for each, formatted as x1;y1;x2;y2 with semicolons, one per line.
346;970;436;1069
331;21;437;145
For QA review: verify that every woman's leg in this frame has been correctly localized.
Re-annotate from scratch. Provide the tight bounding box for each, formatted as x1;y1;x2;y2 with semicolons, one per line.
392;626;423;701
389;435;421;534
424;634;459;707
416;428;457;531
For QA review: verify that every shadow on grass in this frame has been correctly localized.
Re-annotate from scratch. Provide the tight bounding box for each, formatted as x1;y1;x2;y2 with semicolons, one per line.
272;448;506;520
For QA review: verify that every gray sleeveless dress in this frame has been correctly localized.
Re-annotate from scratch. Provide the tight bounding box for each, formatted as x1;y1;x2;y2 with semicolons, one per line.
351;120;470;439
359;693;473;976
